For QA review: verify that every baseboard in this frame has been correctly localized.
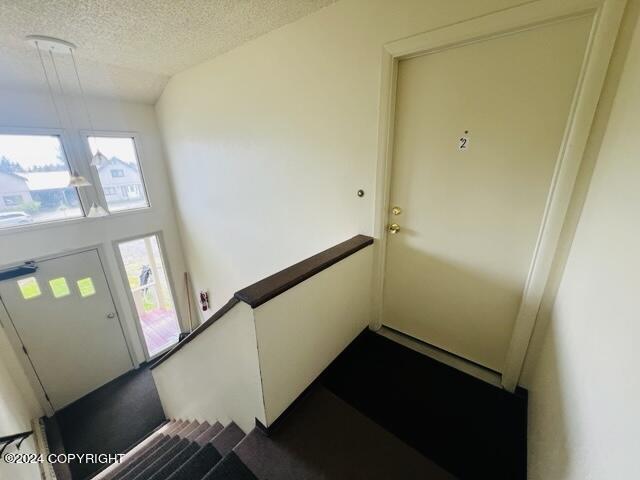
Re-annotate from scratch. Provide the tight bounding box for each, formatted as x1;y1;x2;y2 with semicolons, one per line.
376;325;504;388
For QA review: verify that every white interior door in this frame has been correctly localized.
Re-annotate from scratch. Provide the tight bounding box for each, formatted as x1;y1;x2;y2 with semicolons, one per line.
382;15;592;372
0;249;133;410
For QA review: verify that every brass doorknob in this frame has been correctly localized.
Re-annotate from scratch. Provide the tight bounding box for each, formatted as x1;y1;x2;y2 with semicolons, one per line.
388;223;400;234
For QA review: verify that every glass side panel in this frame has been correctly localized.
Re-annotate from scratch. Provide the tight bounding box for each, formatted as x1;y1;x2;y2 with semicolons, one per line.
118;235;180;357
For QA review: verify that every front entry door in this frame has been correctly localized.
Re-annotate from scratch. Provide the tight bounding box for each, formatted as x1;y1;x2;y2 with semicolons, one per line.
382;16;592;372
0;249;133;409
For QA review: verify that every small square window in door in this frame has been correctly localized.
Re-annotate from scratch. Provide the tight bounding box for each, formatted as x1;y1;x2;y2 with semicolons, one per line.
77;277;96;298
49;277;71;298
17;277;41;300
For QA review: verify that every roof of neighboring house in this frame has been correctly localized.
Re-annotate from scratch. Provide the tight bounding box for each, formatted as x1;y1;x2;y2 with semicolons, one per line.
97;157;139;173
19;172;71;191
0;170;29;182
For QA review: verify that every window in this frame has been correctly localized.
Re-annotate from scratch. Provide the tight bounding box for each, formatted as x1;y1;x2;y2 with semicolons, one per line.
18;277;41;300
77;277;96;297
88;136;149;212
49;277;71;298
3;195;22;206
0;134;83;229
117;234;180;357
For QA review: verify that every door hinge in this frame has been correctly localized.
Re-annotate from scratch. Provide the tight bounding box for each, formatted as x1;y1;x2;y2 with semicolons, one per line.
44;393;51;402
22;345;28;355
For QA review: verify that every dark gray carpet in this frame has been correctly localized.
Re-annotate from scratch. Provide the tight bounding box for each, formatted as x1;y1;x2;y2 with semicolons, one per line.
323;330;528;479
147;442;200;480
235;386;455;480
166;443;222;480
45;363;166;479
203;452;258;480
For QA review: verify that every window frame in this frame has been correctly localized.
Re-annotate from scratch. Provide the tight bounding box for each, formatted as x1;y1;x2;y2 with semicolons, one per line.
0;126;90;234
82;131;152;214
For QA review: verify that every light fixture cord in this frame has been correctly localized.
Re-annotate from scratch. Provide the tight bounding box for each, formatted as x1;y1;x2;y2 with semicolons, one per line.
48;47;88;180
35;42;65;132
70;48;99;139
49;48;77;134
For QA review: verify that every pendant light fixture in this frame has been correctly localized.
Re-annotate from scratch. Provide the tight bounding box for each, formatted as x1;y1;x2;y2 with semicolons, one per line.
27;35;94;188
87;202;109;218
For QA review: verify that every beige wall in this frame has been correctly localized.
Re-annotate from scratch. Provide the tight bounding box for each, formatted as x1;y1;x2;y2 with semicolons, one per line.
525;2;640;478
0;325;42;479
255;246;373;425
155;0;529;309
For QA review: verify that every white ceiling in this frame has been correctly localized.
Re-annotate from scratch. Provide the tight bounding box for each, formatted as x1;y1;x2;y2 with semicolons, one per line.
0;0;335;103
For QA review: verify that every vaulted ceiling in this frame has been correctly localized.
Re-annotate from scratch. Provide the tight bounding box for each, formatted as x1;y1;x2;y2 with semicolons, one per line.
0;0;335;103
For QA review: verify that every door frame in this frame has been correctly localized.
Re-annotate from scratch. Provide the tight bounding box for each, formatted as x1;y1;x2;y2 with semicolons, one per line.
371;0;626;391
0;245;135;415
112;230;184;361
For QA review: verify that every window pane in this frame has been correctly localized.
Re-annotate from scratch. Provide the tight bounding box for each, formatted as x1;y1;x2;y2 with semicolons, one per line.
77;277;96;297
0;134;83;229
18;277;41;300
118;235;180;357
49;277;71;298
88;137;149;212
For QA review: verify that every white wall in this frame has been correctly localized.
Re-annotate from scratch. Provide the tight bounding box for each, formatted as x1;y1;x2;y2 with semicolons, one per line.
255;246;373;425
525;2;640;478
152;301;266;433
0;90;188;388
155;0;529;309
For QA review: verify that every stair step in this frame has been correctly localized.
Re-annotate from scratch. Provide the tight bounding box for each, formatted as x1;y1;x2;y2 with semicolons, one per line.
164;420;188;436
96;421;176;480
127;438;191;480
119;436;181;480
96;420;245;480
146;442;200;480
173;420;200;438
194;422;223;446
111;435;173;480
186;422;211;441
210;422;244;456
112;416;200;480
201;451;258;480
165;443;222;480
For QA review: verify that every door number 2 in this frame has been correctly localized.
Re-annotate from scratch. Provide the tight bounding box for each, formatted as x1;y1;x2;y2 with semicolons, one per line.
459;130;470;151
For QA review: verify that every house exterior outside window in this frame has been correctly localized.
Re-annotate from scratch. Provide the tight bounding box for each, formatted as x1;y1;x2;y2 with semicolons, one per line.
88;136;149;212
97;158;146;210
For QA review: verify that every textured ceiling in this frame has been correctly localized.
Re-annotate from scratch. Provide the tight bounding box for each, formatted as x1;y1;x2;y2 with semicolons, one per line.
0;0;335;103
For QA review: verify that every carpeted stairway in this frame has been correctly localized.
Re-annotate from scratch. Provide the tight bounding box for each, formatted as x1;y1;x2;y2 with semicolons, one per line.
92;385;453;480
93;420;253;480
